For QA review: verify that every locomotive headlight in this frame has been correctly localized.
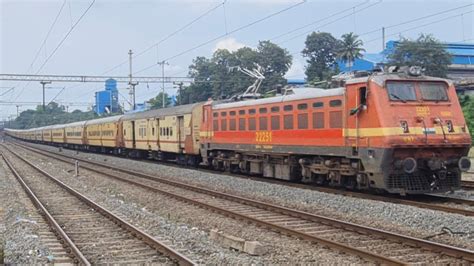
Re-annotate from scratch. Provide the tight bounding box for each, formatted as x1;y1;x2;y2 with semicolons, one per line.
402;157;417;174
400;120;409;133
446;120;454;132
458;157;471;172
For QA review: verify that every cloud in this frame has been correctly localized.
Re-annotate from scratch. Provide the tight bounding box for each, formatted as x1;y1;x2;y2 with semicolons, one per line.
213;37;248;52
285;58;305;79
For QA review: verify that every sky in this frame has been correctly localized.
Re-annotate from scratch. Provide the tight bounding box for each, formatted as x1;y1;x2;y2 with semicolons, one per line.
0;0;473;119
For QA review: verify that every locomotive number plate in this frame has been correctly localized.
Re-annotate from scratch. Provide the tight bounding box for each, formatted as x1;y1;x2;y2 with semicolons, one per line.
255;131;272;143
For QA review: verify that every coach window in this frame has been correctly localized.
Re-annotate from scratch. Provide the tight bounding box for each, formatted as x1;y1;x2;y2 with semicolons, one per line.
271;106;280;113
283;105;293;112
221;119;227;131
152;128;155;136
239;110;246;115
239;118;246;130
313;112;324;129
213;120;219;131
230;111;236;116
297;103;308;110
213;112;218;118
221;112;227;117
249;109;256;115
124;129;127;136
329;100;342;107
330;111;343;128
284;115;293;129
229;119;236;131
259;107;267;114
249;118;256;130
259;117;268;130
271;116;280;130
166;128;169;136
298;113;308;129
313;102;323;108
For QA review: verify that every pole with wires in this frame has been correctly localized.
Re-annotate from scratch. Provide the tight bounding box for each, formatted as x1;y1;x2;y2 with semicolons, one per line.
40;81;51;111
157;60;169;108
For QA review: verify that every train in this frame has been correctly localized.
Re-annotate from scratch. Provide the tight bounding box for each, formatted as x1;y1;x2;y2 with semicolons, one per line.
5;67;472;195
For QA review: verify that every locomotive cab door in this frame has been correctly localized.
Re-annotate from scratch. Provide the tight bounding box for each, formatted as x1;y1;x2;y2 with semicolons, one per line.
177;116;185;151
346;85;369;155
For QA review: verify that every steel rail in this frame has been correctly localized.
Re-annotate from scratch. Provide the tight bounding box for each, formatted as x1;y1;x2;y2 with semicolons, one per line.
1;145;195;266
12;140;474;218
461;180;474;190
11;142;474;264
1;152;90;266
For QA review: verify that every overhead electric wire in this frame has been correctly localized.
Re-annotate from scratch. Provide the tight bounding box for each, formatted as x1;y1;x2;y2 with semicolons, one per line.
11;0;96;106
270;0;369;41
358;3;474;37
364;10;473;44
278;0;382;45
134;0;307;75
101;1;226;76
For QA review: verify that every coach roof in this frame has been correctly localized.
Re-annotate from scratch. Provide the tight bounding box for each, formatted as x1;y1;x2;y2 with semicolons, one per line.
85;115;123;126
121;102;203;121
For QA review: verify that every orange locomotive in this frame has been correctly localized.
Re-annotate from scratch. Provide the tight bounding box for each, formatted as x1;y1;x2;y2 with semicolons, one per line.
200;68;472;195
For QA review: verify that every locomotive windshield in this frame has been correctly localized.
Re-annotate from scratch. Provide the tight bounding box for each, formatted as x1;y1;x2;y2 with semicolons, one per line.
387;82;416;102
419;82;448;101
386;81;449;102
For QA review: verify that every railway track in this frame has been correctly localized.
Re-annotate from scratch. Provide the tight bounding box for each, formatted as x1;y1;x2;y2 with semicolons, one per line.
462;180;474;190
6;142;474;264
0;146;194;265
11;140;474;217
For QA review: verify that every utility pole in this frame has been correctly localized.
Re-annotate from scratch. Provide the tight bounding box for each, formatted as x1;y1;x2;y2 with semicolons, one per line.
382;27;385;50
16;105;20;117
40;81;51;111
157;60;169;108
174;82;183;105
128;49;139;111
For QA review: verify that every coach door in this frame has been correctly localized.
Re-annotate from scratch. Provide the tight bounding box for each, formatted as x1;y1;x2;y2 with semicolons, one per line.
177;116;185;151
131;121;136;148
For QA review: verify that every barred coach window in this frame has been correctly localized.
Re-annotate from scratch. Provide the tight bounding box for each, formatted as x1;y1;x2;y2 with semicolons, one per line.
249;118;256;130
284;115;293;129
271;116;280;130
298;113;308;129
329;111;342;128
313;112;324;129
229;119;236;131
259;117;268;130
239;118;246;130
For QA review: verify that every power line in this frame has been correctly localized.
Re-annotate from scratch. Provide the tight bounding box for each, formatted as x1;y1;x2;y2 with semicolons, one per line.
134;0;307;75
29;0;67;73
277;0;382;45
358;3;474;37
101;1;226;76
11;0;96;106
364;10;473;44
270;0;369;41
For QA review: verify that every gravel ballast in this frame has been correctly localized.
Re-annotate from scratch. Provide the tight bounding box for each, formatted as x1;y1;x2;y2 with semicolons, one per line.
12;142;474;250
4;144;367;264
0;158;53;264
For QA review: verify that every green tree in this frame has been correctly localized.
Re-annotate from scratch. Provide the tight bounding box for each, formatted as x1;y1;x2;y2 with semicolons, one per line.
388;34;452;78
337;32;365;70
180;40;292;104
148;92;172;109
302;32;340;83
460;95;474;142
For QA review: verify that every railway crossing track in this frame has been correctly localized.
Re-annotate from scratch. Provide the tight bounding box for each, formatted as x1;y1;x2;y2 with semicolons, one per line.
5;142;474;265
0;146;195;265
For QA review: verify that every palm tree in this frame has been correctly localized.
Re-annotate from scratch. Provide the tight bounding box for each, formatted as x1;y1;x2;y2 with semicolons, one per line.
337;32;365;71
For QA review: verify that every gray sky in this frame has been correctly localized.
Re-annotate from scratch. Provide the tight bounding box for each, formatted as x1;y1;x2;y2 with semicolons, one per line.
1;0;473;119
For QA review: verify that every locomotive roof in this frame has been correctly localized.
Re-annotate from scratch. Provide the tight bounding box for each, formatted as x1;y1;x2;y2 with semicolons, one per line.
213;87;344;110
344;73;452;86
121;102;203;121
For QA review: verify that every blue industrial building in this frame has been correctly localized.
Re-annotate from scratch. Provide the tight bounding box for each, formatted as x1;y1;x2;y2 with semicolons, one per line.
337;41;474;80
95;79;119;115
